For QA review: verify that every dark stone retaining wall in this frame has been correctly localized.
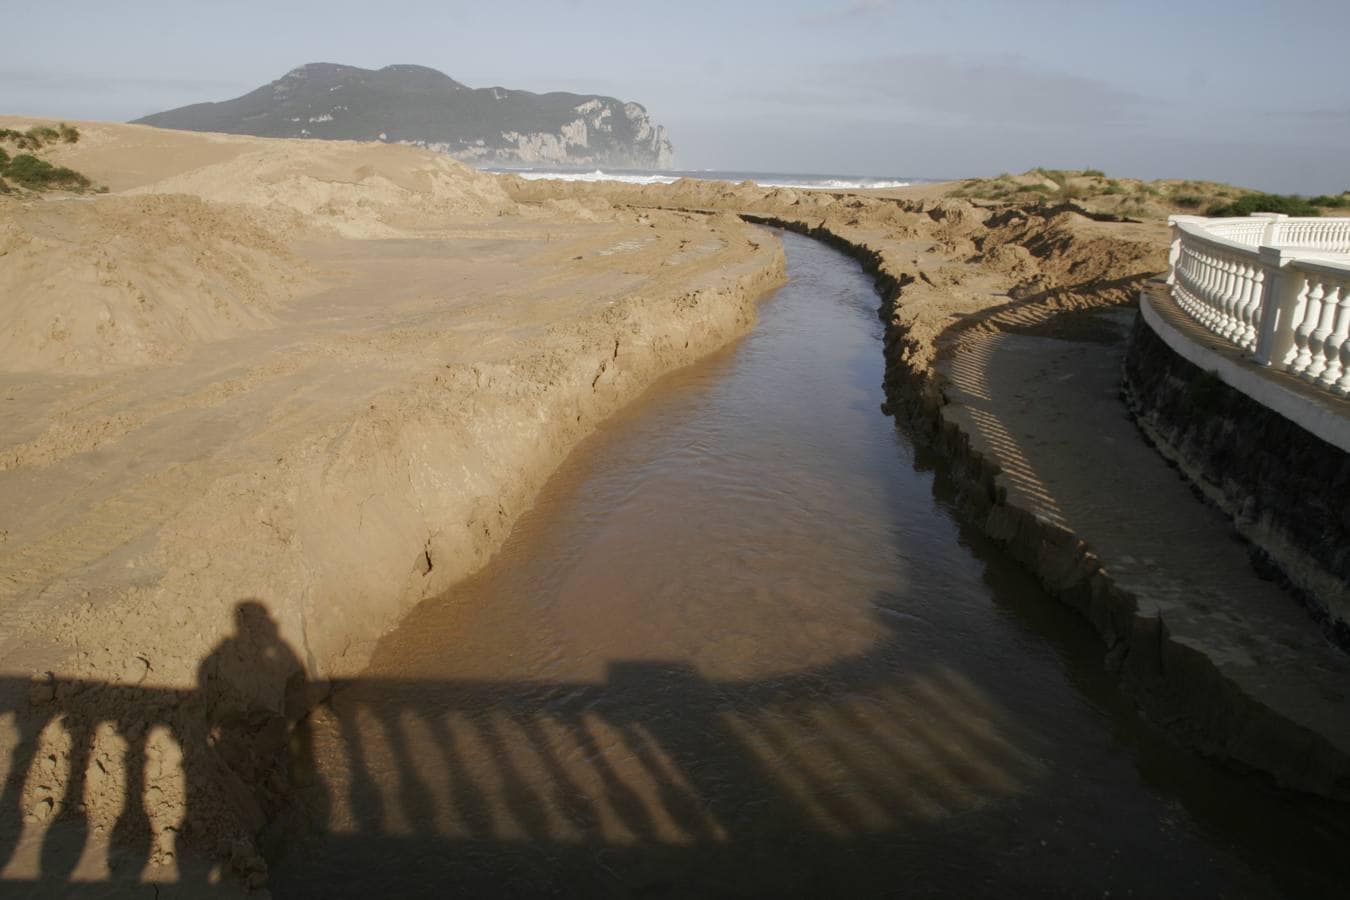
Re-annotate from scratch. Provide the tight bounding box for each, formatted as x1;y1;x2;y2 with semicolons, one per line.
1122;315;1350;646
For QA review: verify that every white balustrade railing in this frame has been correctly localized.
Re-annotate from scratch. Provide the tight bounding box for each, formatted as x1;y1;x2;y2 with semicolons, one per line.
1167;214;1350;397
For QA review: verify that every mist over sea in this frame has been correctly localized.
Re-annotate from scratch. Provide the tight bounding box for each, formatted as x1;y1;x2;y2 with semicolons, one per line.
484;166;923;191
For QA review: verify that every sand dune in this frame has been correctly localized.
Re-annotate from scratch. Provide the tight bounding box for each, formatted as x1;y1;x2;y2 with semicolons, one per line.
122;137;516;238
0;119;525;375
0;193;307;373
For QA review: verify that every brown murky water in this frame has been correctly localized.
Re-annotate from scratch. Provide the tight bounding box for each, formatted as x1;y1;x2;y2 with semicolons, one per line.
276;233;1348;898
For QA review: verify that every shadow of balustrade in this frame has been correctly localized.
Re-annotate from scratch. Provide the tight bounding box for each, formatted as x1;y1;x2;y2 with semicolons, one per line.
0;625;1040;896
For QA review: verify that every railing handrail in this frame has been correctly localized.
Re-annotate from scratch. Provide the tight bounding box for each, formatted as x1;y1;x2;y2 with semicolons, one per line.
1285;253;1350;279
1172;213;1350;254
1172;218;1265;255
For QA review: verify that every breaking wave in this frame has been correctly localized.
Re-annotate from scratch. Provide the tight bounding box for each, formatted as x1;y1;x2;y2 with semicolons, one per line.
493;169;914;191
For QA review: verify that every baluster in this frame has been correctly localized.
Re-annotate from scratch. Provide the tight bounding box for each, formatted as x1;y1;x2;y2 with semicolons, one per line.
1231;261;1255;346
1219;254;1243;339
1316;283;1350;388
1178;245;1200;317
1180;250;1198;314
1238;264;1266;350
1305;279;1340;381
1174;260;1192;315
1200;251;1221;329
1334;320;1350;396
1220;253;1236;334
1287;276;1320;373
1192;250;1210;325
1185;247;1204;313
1274;276;1306;372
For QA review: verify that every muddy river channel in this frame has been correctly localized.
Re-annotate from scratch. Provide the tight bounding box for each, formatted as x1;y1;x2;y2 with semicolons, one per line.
275;232;1348;898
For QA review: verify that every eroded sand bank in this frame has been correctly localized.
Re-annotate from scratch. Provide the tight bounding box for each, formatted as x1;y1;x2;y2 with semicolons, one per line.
0;120;783;883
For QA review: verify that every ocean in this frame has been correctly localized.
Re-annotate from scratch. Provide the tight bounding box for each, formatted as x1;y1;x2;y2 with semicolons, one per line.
482;166;922;191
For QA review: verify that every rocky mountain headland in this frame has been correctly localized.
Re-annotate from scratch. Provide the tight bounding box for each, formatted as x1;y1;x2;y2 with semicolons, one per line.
133;63;676;168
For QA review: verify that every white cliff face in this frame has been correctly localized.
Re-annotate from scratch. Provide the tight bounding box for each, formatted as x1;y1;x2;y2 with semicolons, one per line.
558;118;589;149
623;102;675;168
499;130;570;164
624;102;653;142
480;98;672;167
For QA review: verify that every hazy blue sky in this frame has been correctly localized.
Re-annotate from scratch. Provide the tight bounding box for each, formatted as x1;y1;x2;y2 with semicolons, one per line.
2;0;1347;191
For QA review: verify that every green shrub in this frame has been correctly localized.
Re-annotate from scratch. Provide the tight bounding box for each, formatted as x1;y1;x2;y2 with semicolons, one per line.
1207;193;1321;217
0;128;37;150
1;153;91;190
1082;168;1106;178
25;126;59;145
1309;193;1350;208
1173;193;1204;209
0;124;78;150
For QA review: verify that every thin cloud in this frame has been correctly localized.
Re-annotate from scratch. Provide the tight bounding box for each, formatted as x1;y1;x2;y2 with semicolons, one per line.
818;53;1145;128
799;0;896;25
0;68;254;97
1264;106;1350;122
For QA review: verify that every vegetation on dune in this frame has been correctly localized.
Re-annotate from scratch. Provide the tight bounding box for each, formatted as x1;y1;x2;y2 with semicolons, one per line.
948;168;1350;221
0;123;81;151
0;123;98;193
0;153;91;190
1207;192;1350;218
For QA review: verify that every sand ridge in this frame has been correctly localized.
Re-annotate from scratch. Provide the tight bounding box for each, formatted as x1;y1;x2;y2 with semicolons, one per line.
1;193;309;373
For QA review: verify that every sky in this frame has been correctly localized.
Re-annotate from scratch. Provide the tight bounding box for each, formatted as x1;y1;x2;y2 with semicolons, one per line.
2;0;1347;192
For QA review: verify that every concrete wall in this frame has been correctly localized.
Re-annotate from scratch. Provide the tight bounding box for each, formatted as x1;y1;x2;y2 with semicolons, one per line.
1124;299;1350;644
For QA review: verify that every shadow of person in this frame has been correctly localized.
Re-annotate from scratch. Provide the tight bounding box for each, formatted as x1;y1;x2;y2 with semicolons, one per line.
186;600;313;887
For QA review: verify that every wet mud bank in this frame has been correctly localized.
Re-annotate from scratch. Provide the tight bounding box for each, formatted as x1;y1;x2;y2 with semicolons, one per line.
742;214;1350;802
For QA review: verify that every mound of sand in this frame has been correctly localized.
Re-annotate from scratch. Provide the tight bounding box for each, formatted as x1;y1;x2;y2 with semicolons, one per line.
4;117;517;238
0;119;527;376
128;138;516;238
0;194;308;373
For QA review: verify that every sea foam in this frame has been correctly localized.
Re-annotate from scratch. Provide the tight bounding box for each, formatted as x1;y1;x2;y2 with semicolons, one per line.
496;169;912;191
